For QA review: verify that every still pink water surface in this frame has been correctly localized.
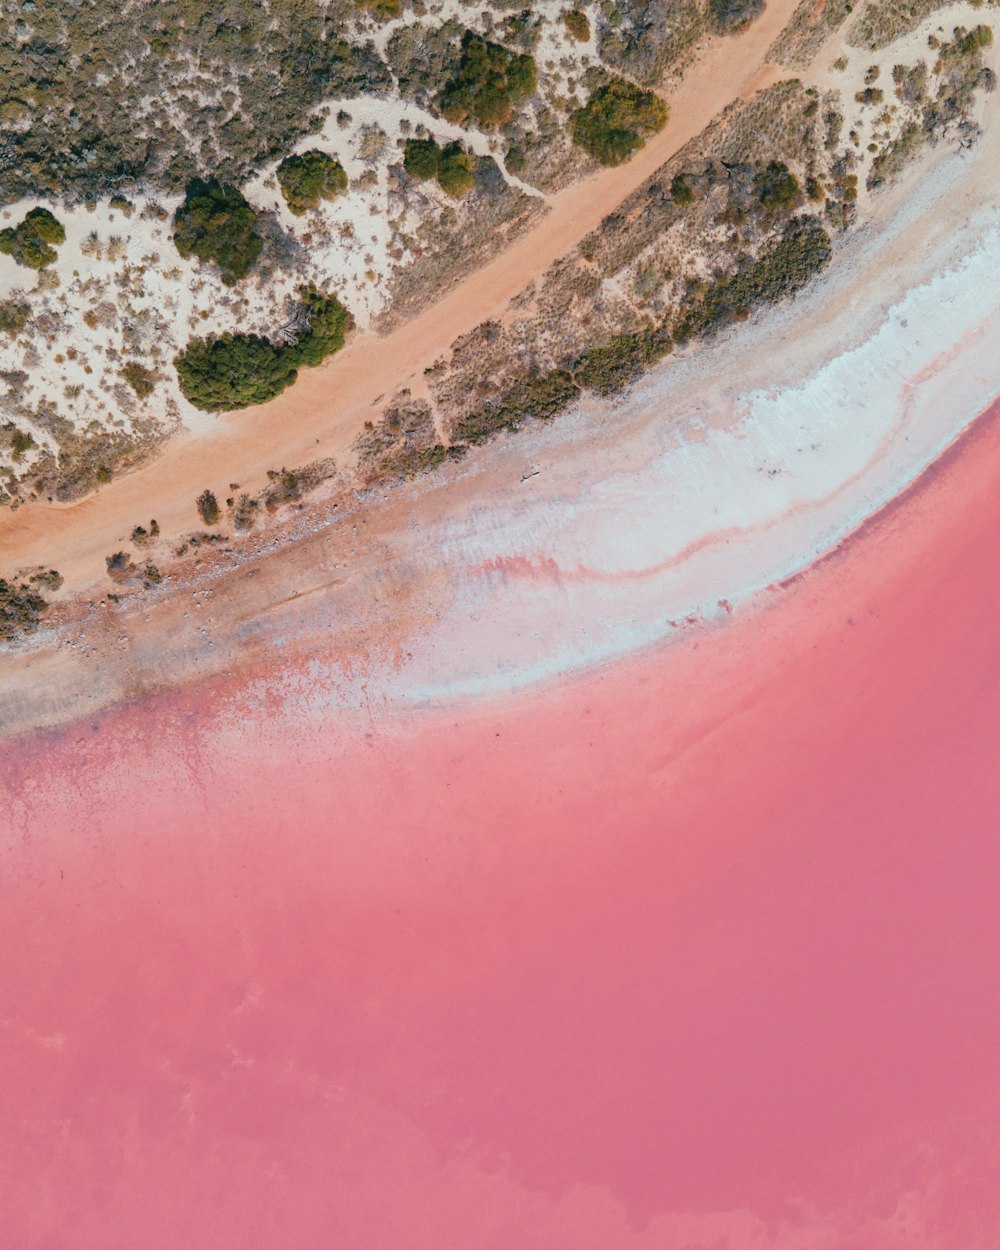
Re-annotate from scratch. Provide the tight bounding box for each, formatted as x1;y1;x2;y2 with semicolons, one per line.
3;400;1000;1248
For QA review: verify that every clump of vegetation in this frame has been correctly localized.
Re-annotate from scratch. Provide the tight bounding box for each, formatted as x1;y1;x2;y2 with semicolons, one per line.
0;574;55;643
454;369;581;444
131;520;160;547
276;150;348;215
288;285;353;366
438;32;537;128
0;2;389;206
0;207;66;270
670;173;696;205
574;325;673;395
709;0;765;32
121;361;158;398
0;299;30;335
855;86;885;105
105;551;136;583
175;287;352;411
356;0;402;18
233;492;259;530
109;195;135;217
563;9;591;40
571;80;667;166
675;216;832;341
402;138;476;198
197;490;221;525
754;161;804;214
9;429;35;460
172;180;263;285
403;138;443;180
175;333;297;411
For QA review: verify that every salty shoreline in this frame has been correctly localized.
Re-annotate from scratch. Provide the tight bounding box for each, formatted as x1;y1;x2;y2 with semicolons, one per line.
1;100;998;738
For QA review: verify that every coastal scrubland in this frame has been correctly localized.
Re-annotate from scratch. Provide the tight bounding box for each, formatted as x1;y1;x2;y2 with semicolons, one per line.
0;0;998;636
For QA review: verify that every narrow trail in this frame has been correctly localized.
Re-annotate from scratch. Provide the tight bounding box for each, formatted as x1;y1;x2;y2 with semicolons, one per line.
0;0;800;594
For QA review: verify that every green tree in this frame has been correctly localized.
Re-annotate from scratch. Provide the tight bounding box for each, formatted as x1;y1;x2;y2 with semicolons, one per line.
437;143;475;198
0;207;66;270
438;33;537;128
174;287;352;411
570;80;667;166
175;333;298;410
277;150;348;215
754;161;803;214
403;138;441;180
172;180;263;285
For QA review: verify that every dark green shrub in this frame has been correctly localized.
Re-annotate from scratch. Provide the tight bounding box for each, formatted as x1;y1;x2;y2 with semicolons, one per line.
277;150;348;215
563;9;591;40
172;180;263;285
571;80;667;166
175;287;351;411
437;143;475;198
288;287;353;366
10;429;35;459
0;300;30;335
675;216;832;342
454;369;581;444
754;161;804;214
0;575;50;642
438;33;537;128
574;326;672;395
121;361;158;398
197;490;221;525
0;207;66;269
403;138;442;179
710;0;765;32
176;333;298;410
670;173;696;205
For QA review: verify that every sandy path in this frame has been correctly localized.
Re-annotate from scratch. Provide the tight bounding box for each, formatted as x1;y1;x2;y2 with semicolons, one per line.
0;0;798;593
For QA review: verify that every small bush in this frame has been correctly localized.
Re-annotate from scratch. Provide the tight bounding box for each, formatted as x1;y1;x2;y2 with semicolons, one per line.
675;216;832;342
438;32;537;129
0;575;51;642
277;150;348;215
197;490;221;525
0;299;30;335
356;0;402;18
563;9;591;40
754;161;804;214
574;326;672;395
571;80;667;166
670;173;696;205
855;86;885;105
121;361;158;398
172;180;263;285
437;143;475;198
403;138;442;180
710;0;765;31
0;207;66;270
175;287;351;411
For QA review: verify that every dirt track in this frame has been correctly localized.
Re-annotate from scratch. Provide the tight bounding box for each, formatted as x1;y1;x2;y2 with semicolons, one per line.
0;0;799;594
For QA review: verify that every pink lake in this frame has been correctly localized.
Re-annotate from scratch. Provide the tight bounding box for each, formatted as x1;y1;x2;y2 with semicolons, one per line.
2;398;1000;1248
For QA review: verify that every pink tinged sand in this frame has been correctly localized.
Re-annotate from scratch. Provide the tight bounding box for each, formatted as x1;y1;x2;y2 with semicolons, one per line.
1;392;1000;1246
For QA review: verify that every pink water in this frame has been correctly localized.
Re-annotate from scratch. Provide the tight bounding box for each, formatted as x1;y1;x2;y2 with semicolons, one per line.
2;400;1000;1248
